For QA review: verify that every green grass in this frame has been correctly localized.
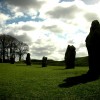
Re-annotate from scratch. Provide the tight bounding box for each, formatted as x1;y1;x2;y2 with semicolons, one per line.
0;63;100;100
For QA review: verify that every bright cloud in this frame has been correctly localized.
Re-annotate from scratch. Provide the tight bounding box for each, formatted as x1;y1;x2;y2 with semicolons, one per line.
0;13;10;23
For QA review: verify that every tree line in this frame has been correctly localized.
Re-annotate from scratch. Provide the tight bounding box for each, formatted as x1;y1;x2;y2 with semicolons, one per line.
0;34;29;63
0;34;79;68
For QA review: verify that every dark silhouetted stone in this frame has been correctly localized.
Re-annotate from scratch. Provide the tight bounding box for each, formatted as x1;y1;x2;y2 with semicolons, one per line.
26;53;31;65
85;20;100;77
65;45;76;69
0;57;2;63
42;56;47;67
10;55;15;64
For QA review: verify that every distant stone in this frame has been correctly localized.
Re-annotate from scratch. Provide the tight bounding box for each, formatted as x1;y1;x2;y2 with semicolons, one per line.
0;57;2;63
26;53;31;65
65;45;76;69
10;55;15;64
42;56;47;67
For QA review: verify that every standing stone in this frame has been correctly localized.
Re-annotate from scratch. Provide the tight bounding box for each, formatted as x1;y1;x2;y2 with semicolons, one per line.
85;20;100;77
65;45;76;69
42;56;47;67
26;53;31;65
10;55;15;64
0;57;2;63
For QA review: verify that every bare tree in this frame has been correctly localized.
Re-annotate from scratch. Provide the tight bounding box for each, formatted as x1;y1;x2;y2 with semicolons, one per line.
0;34;29;62
16;41;29;61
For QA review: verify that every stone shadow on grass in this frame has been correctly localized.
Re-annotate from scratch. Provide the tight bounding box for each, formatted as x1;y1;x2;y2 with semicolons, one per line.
59;73;99;88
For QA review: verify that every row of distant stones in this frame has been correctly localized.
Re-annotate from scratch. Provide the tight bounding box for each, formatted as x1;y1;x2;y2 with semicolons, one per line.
0;45;76;68
0;53;48;67
25;54;47;67
25;47;75;68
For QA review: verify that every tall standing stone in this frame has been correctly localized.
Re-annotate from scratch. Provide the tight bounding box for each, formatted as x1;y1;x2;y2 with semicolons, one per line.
65;45;76;69
26;53;31;65
10;55;15;64
85;20;100;77
0;57;2;63
42;56;47;67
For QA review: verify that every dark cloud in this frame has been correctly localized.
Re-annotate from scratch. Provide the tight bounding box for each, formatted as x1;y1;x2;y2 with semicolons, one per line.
31;46;54;56
79;43;85;48
76;43;86;51
76;51;87;57
46;5;81;19
59;0;74;3
6;0;44;10
42;25;62;33
75;42;87;57
21;25;35;31
82;0;99;5
68;40;75;44
7;32;32;44
31;39;56;57
84;13;100;22
58;48;66;55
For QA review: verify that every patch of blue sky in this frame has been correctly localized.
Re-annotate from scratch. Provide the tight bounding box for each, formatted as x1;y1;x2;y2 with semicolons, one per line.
5;11;45;24
6;16;32;24
33;17;45;22
57;34;67;39
0;0;14;16
44;33;50;37
76;29;87;34
6;15;45;24
33;11;45;22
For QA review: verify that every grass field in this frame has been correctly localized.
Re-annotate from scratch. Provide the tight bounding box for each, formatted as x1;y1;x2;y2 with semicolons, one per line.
0;63;100;100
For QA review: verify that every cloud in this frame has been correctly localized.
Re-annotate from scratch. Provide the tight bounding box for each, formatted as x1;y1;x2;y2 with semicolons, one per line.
31;38;56;59
6;21;37;33
5;0;46;18
79;43;86;48
76;50;88;57
84;13;100;22
75;41;87;57
6;0;45;10
7;32;32;44
31;45;55;56
76;44;88;57
67;40;75;45
58;48;66;57
46;5;82;19
82;0;100;5
42;25;63;33
76;42;86;51
60;0;100;5
21;25;35;31
0;13;10;23
1;22;33;44
59;0;74;3
0;13;10;33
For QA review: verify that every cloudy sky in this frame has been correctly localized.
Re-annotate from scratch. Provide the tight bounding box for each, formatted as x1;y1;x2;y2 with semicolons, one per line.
0;0;100;61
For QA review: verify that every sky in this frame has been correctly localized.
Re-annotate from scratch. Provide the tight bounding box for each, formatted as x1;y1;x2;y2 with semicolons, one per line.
0;0;100;61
